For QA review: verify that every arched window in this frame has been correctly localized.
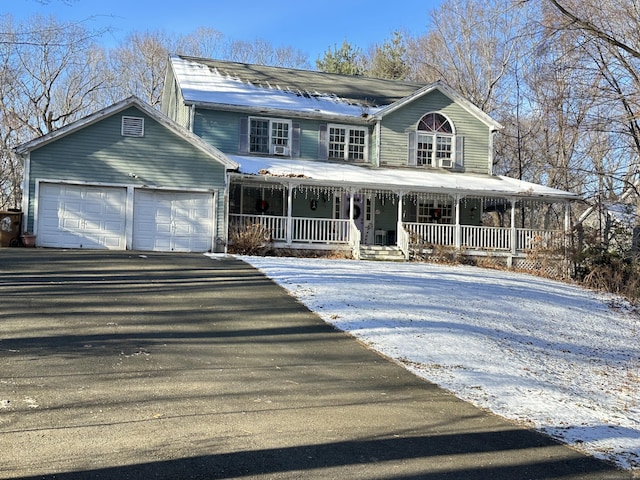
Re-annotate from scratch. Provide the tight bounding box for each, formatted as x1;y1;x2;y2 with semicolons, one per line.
411;112;457;168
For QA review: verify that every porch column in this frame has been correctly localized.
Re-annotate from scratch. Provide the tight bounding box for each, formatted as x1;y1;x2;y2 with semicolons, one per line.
454;195;461;250
349;191;355;221
396;192;404;247
564;200;571;252
510;197;517;256
286;183;293;245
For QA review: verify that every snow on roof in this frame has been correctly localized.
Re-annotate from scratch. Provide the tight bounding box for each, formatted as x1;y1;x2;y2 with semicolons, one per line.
171;56;383;118
229;155;579;200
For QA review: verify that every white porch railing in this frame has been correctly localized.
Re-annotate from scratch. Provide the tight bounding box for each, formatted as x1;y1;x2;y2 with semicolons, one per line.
349;221;361;260
229;214;287;241
229;215;565;255
397;222;410;260
517;229;565;251
292;218;351;243
461;226;511;251
404;223;456;247
229;215;351;245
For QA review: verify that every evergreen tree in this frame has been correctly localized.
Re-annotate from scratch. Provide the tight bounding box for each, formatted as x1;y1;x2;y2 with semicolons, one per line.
316;40;363;75
368;31;409;80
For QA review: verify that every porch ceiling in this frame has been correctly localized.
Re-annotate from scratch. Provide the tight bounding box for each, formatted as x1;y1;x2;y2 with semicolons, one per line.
228;155;581;201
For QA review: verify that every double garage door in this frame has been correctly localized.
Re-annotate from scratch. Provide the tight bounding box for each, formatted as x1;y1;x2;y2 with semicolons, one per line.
37;183;215;252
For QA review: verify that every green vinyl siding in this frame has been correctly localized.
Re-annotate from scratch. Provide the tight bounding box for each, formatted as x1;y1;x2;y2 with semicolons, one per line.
194;108;373;161
26;106;228;242
160;70;191;129
379;90;491;174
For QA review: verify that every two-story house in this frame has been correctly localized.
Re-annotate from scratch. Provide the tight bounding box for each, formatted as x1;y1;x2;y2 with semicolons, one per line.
162;55;578;262
16;54;579;264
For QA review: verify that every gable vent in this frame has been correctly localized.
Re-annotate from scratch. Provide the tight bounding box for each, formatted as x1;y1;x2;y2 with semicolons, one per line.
121;116;144;137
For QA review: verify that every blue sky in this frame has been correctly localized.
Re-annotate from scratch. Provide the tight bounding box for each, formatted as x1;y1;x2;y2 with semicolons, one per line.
9;0;442;61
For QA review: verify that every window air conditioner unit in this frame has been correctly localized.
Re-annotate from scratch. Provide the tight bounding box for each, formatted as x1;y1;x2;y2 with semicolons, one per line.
273;145;289;156
440;158;453;168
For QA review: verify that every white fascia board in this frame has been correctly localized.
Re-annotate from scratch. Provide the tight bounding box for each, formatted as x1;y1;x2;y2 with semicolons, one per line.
13;96;238;171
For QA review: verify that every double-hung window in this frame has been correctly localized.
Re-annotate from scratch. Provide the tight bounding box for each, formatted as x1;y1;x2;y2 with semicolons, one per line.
328;125;367;161
410;113;457;168
249;117;292;155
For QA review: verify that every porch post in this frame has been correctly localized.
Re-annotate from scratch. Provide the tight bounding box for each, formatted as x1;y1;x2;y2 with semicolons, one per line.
455;195;461;250
349;191;355;221
564;200;571;254
286;183;293;245
396;192;404;247
510;197;517;257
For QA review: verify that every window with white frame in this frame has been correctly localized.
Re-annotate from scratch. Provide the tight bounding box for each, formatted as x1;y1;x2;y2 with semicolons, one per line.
249;117;291;155
417;200;453;224
411;112;456;168
328;125;367;161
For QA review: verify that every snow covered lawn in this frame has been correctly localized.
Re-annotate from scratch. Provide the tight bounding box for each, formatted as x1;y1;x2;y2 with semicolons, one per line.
238;255;640;472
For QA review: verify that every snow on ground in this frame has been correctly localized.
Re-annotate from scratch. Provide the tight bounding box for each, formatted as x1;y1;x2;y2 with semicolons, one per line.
237;255;640;472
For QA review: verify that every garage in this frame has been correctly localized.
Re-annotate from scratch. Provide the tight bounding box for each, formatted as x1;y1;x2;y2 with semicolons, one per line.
37;183;127;249
133;189;215;252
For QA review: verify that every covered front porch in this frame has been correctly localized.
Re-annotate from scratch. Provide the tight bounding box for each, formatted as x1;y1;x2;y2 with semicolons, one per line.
227;178;573;263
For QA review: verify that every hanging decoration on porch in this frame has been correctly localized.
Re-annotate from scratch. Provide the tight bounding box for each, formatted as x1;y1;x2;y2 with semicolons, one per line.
256;199;270;213
348;204;362;220
293;184;344;200
362;189;398;205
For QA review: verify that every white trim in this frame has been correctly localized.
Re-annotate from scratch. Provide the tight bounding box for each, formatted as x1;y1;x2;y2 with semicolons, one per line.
326;123;369;162
374;82;504;131
121;116;145;137
14;96;238;170
248;116;293;156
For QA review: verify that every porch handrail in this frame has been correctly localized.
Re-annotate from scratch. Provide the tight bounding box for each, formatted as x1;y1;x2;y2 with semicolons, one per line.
397;222;410;260
349;220;361;260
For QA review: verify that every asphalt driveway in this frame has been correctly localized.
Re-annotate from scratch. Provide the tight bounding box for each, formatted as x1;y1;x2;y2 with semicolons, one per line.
0;250;633;479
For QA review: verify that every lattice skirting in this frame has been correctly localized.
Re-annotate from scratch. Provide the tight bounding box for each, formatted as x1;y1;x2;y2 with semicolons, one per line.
512;256;567;278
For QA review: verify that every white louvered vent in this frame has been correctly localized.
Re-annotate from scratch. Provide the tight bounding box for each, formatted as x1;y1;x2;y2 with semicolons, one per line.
121;116;144;137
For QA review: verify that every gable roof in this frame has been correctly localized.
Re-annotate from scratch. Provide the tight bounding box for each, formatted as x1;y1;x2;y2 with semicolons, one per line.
171;55;424;109
14;96;238;170
169;55;503;129
374;82;504;131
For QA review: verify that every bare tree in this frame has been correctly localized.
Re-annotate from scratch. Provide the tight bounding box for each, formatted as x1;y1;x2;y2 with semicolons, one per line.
406;0;526;113
0;14;109;209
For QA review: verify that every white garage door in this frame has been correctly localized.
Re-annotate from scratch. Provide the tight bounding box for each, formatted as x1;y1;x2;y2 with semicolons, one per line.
37;183;127;249
133;189;214;252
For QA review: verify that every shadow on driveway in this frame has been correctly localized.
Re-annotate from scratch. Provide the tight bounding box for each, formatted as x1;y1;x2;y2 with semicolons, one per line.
0;250;632;479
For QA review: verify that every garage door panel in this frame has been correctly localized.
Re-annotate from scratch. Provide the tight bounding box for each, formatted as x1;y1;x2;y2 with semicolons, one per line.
37;183;126;250
133;189;214;252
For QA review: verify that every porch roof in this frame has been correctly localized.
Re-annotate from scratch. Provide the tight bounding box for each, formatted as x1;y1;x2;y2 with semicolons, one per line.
228;156;581;201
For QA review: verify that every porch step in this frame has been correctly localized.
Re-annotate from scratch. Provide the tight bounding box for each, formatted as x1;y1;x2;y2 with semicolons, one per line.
359;245;406;262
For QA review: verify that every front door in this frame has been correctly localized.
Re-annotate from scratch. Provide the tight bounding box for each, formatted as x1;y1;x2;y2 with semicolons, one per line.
341;193;371;244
